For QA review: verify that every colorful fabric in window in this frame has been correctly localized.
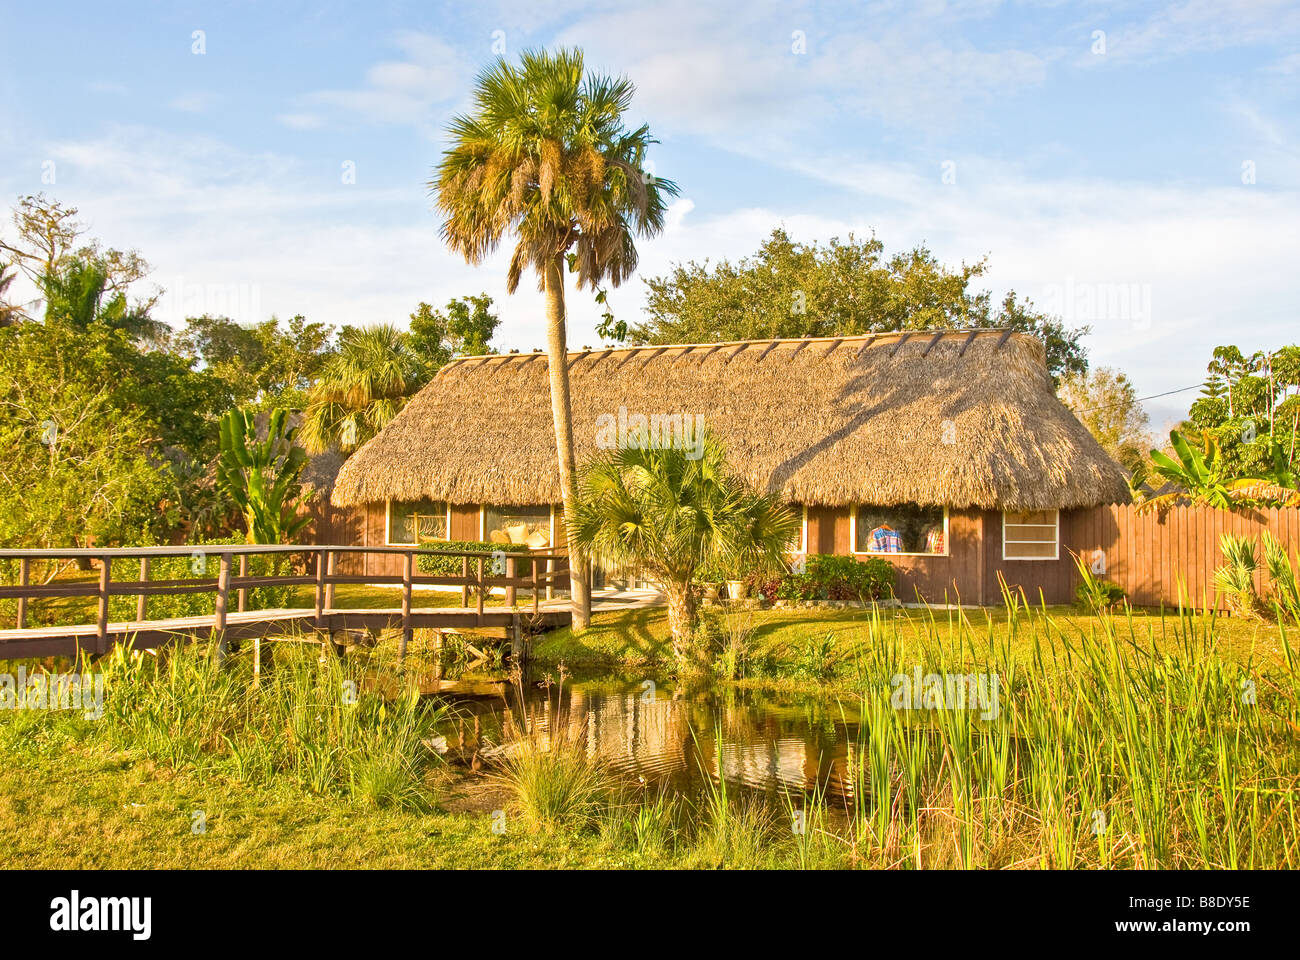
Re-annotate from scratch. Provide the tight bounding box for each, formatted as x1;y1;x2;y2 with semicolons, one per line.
869;525;903;553
925;526;945;554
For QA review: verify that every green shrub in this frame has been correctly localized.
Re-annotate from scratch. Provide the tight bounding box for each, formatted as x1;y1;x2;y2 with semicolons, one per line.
107;537;295;622
414;540;530;576
772;554;895;603
1074;577;1127;613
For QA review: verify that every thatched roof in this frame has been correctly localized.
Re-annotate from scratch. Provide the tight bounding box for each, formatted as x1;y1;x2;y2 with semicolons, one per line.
332;329;1131;511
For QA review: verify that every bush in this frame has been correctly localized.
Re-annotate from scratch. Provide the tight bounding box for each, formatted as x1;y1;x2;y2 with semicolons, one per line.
1074;577;1127;613
107;537;295;622
415;540;531;576
772;554;895;603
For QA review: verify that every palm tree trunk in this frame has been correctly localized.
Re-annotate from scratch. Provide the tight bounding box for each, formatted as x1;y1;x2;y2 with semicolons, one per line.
666;578;698;665
543;256;591;630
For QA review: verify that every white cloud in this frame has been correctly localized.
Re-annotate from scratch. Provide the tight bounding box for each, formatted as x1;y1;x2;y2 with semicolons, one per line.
277;112;327;130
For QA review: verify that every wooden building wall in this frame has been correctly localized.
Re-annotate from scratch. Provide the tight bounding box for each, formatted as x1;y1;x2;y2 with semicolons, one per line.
309;500;1300;609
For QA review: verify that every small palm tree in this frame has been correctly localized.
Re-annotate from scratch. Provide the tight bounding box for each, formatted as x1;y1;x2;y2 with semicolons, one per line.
301;324;426;455
568;435;797;666
432;47;678;630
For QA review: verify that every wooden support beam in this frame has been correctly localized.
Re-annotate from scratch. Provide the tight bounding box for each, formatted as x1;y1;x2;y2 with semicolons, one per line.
505;555;517;607
788;339;811;361
136;556;149;622
639;346;669;368
476;557;485;618
213;552;231;661
855;335;878;359
16;558;29;630
313;549;326;628
822;338;844;356
957;330;979;357
461;556;470;607
889;332;913;357
995;328;1015;350
755;340;781;363
921;331;945;357
237;553;247;613
399;551;413;659
324;550;336;611
724;342;751;363
96;555;111;654
532;555;540;615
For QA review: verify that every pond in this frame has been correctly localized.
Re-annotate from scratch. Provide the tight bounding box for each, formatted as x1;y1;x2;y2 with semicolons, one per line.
432;671;870;805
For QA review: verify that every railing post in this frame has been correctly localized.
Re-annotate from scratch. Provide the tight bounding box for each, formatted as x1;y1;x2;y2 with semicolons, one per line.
214;551;231;661
136;556;149;622
476;557;485;618
314;548;326;628
399;550;413;659
237;553;248;613
461;555;469;607
96;554;111;654
505;555;516;608
532;555;540;615
324;549;336;612
16;557;29;630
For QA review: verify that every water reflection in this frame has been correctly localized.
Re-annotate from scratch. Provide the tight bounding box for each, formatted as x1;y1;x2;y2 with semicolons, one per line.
439;677;867;803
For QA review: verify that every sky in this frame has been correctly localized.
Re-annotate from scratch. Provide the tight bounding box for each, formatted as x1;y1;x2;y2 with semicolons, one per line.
1;0;1298;429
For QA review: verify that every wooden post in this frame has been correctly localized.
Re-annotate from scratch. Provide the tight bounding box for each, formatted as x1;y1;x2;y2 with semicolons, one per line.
532;555;540;615
314;549;326;628
511;614;525;664
476;557;485;618
96;554;111;654
505;555;516;608
324;550;336;611
16;557;29;630
253;635;261;684
461;555;469;607
237;553;248;613
433;629;444;683
399;551;413;659
214;552;231;662
136;556;149;622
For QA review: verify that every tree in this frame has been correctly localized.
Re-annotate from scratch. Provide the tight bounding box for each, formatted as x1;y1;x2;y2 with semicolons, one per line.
0;321;174;549
0;194;84;286
1188;344;1300;482
300;323;426;454
215;408;311;545
41;256;167;344
631;228;1090;385
432;47;679;630
407;294;501;377
0;262;21;326
1058;366;1151;471
569;435;797;666
176;313;334;410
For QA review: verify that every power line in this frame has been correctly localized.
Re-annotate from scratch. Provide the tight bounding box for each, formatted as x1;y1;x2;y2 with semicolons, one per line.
1073;382;1207;415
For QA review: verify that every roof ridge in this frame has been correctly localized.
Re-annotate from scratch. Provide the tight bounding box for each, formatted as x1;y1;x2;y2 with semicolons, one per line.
438;327;1020;372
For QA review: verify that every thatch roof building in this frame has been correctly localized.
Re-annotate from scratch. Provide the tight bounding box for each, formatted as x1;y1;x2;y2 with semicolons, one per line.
333;329;1129;511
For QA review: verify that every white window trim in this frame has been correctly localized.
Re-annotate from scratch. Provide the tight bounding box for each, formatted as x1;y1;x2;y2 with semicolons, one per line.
385;498;451;546
850;505;949;558
1002;509;1060;561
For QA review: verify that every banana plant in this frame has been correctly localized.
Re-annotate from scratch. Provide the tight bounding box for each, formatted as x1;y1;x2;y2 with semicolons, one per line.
216;407;311;545
1145;429;1235;509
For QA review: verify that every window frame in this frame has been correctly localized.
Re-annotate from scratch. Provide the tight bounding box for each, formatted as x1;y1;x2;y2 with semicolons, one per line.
481;504;557;549
850;504;949;558
385;498;451;546
1002;509;1060;561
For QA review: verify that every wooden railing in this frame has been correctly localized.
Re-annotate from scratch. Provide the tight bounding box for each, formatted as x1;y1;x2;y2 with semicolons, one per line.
0;544;570;657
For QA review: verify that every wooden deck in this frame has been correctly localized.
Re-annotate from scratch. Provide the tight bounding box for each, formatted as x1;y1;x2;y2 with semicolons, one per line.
0;544;572;661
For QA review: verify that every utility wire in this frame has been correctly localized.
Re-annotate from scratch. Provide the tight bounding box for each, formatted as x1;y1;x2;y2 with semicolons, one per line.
1073;382;1207;415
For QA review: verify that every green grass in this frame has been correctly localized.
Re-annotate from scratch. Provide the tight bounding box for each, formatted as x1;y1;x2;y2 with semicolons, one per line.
533;602;1292;684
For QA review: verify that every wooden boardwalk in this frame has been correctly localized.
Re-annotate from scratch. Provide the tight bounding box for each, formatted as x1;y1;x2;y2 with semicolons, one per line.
0;544;572;661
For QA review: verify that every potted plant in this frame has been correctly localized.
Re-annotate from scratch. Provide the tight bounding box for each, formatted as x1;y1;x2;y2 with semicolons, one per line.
724;559;750;600
693;561;725;602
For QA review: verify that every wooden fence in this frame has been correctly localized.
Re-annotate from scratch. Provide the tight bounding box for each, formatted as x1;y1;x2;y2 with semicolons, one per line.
1060;503;1300;609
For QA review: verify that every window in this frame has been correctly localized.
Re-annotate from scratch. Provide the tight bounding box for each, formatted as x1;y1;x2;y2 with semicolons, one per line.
1003;509;1059;560
853;504;947;556
484;505;553;549
388;499;449;545
786;504;808;556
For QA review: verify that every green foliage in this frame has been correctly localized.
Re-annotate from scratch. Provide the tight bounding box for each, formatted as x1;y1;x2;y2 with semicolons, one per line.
1072;554;1127;613
630;228;1090;384
216;408;311;544
407;294;501;369
415;541;530;576
300;323;427;455
1213;533;1266;620
176;313;334;411
1140;429;1236;509
772;554;896;603
106;539;294;621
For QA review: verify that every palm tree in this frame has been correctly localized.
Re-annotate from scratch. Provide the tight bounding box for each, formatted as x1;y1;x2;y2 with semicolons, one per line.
301;324;427;455
568;435;797;666
0;262;23;326
431;47;678;630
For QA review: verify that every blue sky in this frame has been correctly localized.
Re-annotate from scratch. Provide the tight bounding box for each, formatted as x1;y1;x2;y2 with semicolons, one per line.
2;0;1298;427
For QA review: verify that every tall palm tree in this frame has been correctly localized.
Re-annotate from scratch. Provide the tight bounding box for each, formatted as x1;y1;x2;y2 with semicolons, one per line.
0;262;22;326
569;435;797;666
431;47;678;630
301;323;426;455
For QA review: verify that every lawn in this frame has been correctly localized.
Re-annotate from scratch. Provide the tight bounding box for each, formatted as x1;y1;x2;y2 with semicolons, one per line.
533;601;1296;685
